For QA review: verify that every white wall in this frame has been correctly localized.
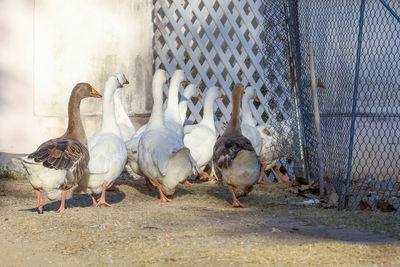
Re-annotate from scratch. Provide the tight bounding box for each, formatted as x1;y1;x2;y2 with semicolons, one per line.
0;0;153;153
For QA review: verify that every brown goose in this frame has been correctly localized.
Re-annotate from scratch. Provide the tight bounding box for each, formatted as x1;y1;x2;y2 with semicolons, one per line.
212;83;261;208
22;83;102;213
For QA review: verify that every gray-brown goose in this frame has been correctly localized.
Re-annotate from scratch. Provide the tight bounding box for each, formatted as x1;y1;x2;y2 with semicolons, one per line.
22;83;102;213
212;83;261;208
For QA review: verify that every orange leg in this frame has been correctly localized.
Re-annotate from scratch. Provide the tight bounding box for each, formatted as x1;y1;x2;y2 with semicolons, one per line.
272;166;291;184
34;188;44;214
56;190;67;213
96;181;111;207
156;181;173;202
106;184;120;192
228;185;246;208
258;162;273;185
183;179;194;185
199;170;216;181
145;177;156;191
90;193;97;207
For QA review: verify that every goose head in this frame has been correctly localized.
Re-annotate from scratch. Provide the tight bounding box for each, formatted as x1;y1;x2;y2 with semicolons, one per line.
244;86;259;103
182;84;201;100
116;72;130;86
205;86;226;102
71;82;102;100
170;69;189;86
105;75;123;94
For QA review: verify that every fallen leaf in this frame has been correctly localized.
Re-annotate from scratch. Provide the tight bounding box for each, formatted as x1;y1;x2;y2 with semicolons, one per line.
360;200;372;210
328;192;339;206
295;177;308;185
317;78;325;88
376;200;397;212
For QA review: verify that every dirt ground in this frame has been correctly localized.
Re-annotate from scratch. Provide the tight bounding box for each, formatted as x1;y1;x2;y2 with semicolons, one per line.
0;173;399;266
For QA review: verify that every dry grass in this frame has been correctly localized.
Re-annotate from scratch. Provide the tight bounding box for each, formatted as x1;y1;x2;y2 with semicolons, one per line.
0;177;399;266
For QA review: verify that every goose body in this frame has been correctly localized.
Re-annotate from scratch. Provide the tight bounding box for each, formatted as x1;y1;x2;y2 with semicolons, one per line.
126;69;190;180
184;86;224;179
257;122;293;184
241;87;263;155
138;69;198;201
22;83;102;213
79;75;127;206
212;83;260;207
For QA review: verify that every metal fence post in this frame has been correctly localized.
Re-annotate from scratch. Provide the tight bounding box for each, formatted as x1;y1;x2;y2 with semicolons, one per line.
286;0;311;183
345;0;366;208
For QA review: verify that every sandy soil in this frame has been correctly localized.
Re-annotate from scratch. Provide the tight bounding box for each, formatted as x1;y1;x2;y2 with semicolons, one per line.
0;174;399;266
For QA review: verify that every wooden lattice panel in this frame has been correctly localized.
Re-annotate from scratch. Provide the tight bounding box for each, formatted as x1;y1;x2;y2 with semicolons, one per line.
153;0;295;139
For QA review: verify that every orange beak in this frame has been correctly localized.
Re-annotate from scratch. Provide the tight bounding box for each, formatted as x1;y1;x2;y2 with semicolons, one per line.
220;93;226;99
197;92;203;99
185;78;190;85
254;96;260;103
125;79;130;85
90;87;102;98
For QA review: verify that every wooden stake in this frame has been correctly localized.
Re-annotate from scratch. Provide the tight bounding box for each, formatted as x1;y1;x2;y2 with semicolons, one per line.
308;43;325;197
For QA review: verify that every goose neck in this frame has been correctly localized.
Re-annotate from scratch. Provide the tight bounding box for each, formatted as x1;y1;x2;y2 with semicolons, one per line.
148;82;164;128
226;93;242;133
242;95;256;127
101;84;121;135
64;94;87;147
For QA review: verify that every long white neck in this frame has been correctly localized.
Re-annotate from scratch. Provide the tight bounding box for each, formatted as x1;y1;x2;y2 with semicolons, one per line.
242;94;257;127
101;81;121;136
200;93;216;131
148;79;164;129
165;77;181;124
114;90;135;131
178;96;188;125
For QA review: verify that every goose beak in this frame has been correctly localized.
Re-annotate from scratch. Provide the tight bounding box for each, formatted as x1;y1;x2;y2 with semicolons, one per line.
185;78;191;85
220;93;226;99
125;79;130;85
254;96;260;102
197;92;203;99
90;88;102;98
165;79;170;85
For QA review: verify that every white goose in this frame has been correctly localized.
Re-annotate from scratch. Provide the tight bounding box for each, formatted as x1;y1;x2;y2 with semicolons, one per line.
241;87;292;184
114;72;135;142
241;86;263;155
78;75;128;206
184;86;225;180
178;84;200;126
257;121;292;184
126;69;189;181
138;69;198;201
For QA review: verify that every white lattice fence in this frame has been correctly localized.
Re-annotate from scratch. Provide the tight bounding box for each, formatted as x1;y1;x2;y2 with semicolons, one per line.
154;0;295;131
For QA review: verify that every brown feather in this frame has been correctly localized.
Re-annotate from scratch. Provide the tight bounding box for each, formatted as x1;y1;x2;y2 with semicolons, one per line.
28;137;89;189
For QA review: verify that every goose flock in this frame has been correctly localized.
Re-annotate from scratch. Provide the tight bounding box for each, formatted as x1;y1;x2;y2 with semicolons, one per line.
21;69;292;213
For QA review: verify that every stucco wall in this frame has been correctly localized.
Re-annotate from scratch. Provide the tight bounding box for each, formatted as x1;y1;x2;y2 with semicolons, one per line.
0;0;153;153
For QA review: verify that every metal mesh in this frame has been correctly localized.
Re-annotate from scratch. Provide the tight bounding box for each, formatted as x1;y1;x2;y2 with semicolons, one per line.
293;0;400;210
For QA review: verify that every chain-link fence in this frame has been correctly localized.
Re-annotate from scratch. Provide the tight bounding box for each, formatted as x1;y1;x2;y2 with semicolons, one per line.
288;0;400;210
